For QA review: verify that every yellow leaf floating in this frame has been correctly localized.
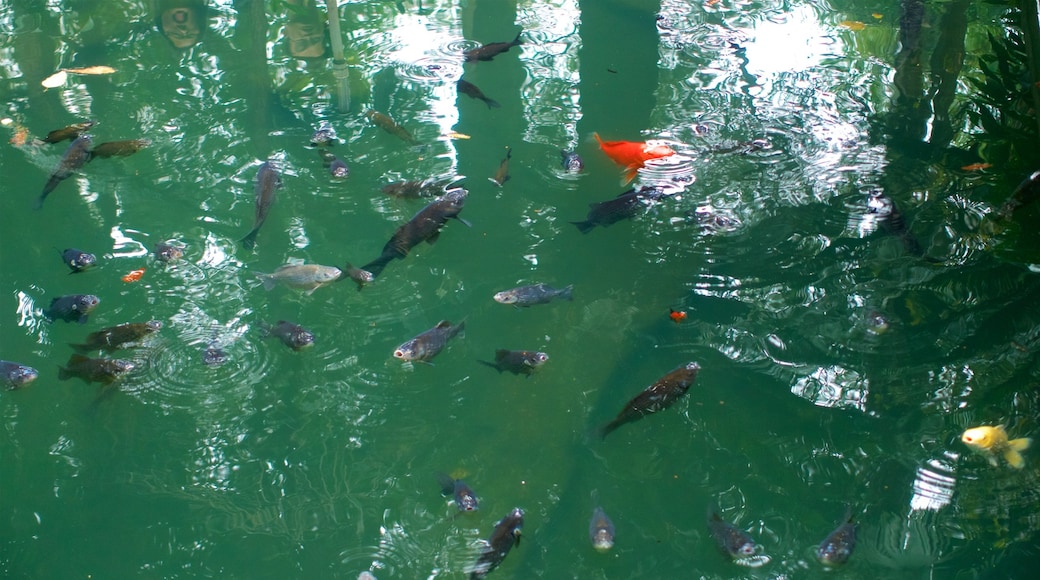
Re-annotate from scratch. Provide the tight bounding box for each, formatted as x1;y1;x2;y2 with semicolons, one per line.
63;65;117;75
41;70;67;88
872;13;884;20
839;20;867;31
444;131;471;140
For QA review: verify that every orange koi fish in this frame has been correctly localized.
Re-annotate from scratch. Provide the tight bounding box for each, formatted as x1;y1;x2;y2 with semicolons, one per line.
122;268;145;283
594;133;675;182
669;308;687;323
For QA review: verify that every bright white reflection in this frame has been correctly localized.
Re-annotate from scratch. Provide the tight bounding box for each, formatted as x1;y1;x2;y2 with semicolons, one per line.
518;0;582;149
743;5;838;79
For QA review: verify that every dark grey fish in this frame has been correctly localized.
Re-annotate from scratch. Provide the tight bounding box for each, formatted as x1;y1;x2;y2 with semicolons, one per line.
45;294;100;324
464;29;523;62
43;121;94;144
261;320;314;351
154;242;184;263
570;186;664;234
490;147;511;186
310;122;337;147
361;188;469;278
71;320;162;352
600;362;700;439
478;349;548;376
866;190;924;256
707;504;758;560
437;473;479;512
1;360;39;390
469;508;524;579
393;320;464;363
998;169;1040;219
381;177;459;199
58;353;134;384
589;506;615;552
318;148;349;178
203;342;228;366
492;283;572;307
816;507;856;566
62;248;96;272
341;262;375;290
240;161;282;250
37;134;92;209
365;110;418;144
561;150;584;172
89;139;150;160
457;78;500;108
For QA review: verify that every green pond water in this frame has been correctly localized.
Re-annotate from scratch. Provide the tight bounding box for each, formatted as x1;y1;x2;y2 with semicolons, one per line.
2;0;1040;578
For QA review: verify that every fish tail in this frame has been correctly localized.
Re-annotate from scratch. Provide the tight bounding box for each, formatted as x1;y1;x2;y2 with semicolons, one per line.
511;29;523;45
593;133;604;147
1004;448;1026;469
484;98;500;109
57;366;70;381
599;420;619;440
1009;437;1032;451
240;228;259;250
70;343;89;353
560;284;574;301
571;220;595;234
361;254;393;279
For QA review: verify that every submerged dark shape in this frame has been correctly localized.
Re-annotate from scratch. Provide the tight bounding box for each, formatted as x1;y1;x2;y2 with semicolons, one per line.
43;120;95;144
478;349;548;376
89;139;150;160
437;473;479;512
361;188;469;278
393;320;465;363
469;508;524;579
45;294;100;324
365;110;418;144
203;342;228;366
341;262;375;290
561;150;584;172
62;248;97;272
492;283;573;307
261;320;314;351
58;354;135;384
600;362;700;439
154;242;184;263
457;78;500;108
37;134;92;209
71;320;163;352
707;504;758;560
464;29;523;62
998;169;1040;219
490;146;511;186
1;360;39;390
589;506;615;552
310;122;338;147
816;507;856;566
240;161;282;250
866;189;925;257
571;186;665;234
381;178;444;199
318;148;349;178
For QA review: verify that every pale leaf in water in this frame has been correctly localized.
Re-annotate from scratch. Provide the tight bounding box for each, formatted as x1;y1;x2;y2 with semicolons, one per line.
63;65;117;75
41;70;67;88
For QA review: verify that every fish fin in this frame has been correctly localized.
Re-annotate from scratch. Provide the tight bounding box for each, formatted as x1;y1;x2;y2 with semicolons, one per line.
594;133;604;148
434;320;453;329
599;420;619;440
511;29;523;46
494;349;510;358
78;314;89;324
456;320;466;334
1004;448;1026;468
428;230;441;244
622;167;639;184
70;342;90;353
67;354;91;365
256;274;277;291
240;229;259;250
561;284;574;301
436;472;456;495
571;221;595;234
1009;437;1032;451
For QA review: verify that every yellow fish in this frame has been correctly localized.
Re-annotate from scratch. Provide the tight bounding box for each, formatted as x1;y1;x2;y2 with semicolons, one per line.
961;425;1032;468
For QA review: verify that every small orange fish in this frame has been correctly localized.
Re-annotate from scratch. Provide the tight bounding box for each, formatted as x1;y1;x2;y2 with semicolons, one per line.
594;133;675;183
669;308;687;323
961;162;992;171
122;268;145;283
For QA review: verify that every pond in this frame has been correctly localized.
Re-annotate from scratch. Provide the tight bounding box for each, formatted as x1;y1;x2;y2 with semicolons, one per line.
2;0;1039;578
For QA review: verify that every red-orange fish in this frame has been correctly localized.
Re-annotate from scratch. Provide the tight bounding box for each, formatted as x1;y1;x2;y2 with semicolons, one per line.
594;133;675;182
122;268;145;283
669;308;686;323
961;162;992;171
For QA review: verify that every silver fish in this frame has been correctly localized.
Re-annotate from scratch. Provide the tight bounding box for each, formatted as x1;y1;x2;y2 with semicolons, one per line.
256;263;343;294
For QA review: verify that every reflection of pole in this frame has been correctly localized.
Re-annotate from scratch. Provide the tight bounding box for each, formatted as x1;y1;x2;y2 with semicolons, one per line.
325;0;350;112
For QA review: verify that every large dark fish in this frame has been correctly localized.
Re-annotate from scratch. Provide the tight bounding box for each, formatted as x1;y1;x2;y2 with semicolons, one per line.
393;320;465;363
469;508;524;579
43;121;94;144
365;110;418;144
707;504;758;560
61;248;97;272
561;150;584;172
589;506;615;552
478;349;548;376
998;169;1040;219
1;360;39;390
58;354;135;384
361;188;469;278
45;294;100;324
866;189;924;256
490;146;511;186
600;362;700;439
464;29;523;62
492;283;572;307
437;473;479;512
571;186;664;234
89;139;150;160
71;320;162;352
815;507;856;566
240;161;282;250
261;320;314;351
37;134;92;209
457;78;500;108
